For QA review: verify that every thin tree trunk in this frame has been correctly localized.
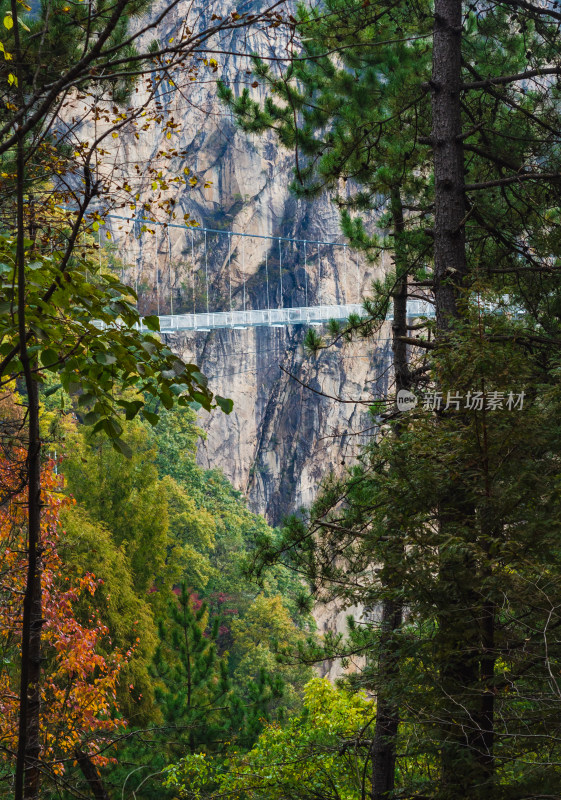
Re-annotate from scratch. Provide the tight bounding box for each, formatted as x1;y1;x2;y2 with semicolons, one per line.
12;1;43;796
75;749;111;800
371;189;408;800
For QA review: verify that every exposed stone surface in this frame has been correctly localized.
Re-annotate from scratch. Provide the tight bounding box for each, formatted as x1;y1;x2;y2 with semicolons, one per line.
166;321;392;526
84;0;395;671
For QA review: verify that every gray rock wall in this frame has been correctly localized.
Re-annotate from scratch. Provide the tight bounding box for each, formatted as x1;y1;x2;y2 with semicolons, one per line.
167;322;392;526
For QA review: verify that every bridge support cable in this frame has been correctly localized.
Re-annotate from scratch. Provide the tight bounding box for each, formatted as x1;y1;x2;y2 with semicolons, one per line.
265;249;270;322
168;226;173;316
343;245;348;305
242;236;247;324
190;228;196;315
278;238;283;309
100;213;393;324
228;232;233;313
205;230;209;315
317;242;321;308
304;242;308;308
156;228;161;317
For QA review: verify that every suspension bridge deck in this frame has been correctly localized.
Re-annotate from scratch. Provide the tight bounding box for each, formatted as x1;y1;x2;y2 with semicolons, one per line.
139;301;435;332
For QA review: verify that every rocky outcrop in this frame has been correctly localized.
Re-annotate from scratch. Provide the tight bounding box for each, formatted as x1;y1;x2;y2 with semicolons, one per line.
89;0;395;670
167;321;392;526
92;0;392;527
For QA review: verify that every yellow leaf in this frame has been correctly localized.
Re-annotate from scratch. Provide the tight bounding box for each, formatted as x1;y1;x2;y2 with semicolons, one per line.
151;181;158;190
3;14;13;29
106;232;111;240
7;73;17;87
111;132;118;138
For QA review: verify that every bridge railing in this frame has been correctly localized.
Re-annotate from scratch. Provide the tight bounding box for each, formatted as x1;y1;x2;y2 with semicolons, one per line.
150;304;370;332
139;301;437;332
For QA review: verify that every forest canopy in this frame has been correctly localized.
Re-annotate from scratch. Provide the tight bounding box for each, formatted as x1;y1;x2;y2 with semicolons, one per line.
3;0;561;798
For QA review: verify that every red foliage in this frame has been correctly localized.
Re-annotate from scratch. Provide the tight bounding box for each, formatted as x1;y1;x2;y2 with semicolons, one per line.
0;451;130;775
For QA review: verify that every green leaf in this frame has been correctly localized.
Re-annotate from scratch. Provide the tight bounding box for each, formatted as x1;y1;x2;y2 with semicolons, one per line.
190;370;208;388
160;392;174;410
83;410;100;426
143;314;160;332
112;437;133;458
95;352;117;365
101;417;123;438
44;383;62;397
117;398;144;420
142;409;159;426
141;340;157;356
216;395;234;414
40;348;59;368
77;393;96;407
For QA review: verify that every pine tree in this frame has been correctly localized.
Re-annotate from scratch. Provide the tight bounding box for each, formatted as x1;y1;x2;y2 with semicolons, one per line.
221;0;561;797
152;586;232;756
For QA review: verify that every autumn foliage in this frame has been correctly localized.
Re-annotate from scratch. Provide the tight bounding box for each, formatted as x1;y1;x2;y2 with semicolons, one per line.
0;448;131;776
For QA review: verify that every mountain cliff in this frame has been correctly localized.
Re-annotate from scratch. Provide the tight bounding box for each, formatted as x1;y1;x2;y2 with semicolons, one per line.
99;0;392;527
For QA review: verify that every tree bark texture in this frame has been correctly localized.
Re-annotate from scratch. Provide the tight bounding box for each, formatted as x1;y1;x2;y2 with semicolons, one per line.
12;1;43;796
371;190;407;800
431;0;467;328
75;750;111;800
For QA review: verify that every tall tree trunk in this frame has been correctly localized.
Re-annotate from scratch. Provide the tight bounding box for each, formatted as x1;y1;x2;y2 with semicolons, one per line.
430;5;496;797
371;189;408;800
12;1;43;796
431;0;466;328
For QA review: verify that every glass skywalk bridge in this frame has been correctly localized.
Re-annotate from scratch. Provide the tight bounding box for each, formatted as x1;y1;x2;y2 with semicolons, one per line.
141;300;435;332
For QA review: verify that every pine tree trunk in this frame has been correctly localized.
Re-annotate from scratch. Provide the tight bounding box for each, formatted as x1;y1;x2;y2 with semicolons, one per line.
371;190;407;800
431;0;466;328
430;5;496;797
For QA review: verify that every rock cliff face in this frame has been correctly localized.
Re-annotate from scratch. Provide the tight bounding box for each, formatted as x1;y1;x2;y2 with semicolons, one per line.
97;0;394;660
166;321;392;526
97;0;392;527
